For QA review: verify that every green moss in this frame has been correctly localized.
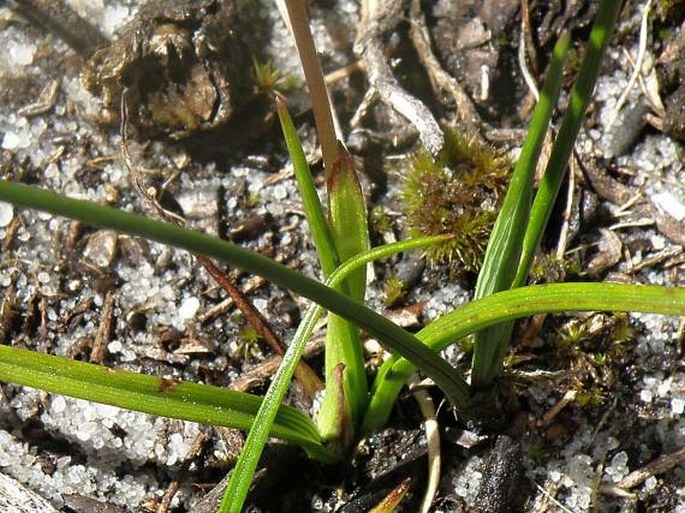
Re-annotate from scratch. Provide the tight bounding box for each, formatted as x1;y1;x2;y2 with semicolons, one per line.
553;313;636;412
575;387;605;408
603;314;634;360
557;320;591;354
252;58;300;96
526;438;548;462
610;314;634;345
246;191;262;209
252;58;282;94
402;129;510;274
458;335;475;353
592;352;609;367
371;206;393;236
529;253;580;285
382;275;406;308
659;0;685;21
237;326;262;361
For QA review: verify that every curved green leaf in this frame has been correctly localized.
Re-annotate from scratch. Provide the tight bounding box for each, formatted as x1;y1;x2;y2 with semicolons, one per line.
363;282;685;431
0;181;469;419
0;345;335;462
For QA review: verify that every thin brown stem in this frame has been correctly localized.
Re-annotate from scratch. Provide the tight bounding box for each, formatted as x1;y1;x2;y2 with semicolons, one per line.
282;0;340;174
156;430;209;513
90;289;115;364
198;256;324;399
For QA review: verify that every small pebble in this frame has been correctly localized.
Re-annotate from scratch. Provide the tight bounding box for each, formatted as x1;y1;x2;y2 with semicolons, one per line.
8;41;36;66
645;476;658;491
273;184;288;200
178;297;200;320
640;389;653;402
51;396;67;414
83;230;119;270
2;131;24;150
0;202;13;227
652;191;685;221
253;298;269;314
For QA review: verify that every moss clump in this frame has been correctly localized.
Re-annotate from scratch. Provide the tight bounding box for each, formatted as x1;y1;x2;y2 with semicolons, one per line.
402;129;510;274
659;0;685;21
553;313;636;411
529;252;581;284
575;387;605;408
382;275;406;307
252;58;301;96
370;206;394;237
237;325;262;361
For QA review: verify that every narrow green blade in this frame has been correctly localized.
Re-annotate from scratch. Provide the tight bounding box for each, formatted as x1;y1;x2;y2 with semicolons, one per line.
0;345;334;461
470;32;571;389
363;282;685;431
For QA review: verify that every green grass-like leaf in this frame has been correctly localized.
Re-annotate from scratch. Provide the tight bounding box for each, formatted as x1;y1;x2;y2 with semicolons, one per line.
514;0;623;287
0;345;335;462
318;147;371;443
470;0;622;389
327;148;370;302
222;234;454;512
0;180;470;413
363;282;685;432
277;99;339;277
470;32;571;389
278;101;370;444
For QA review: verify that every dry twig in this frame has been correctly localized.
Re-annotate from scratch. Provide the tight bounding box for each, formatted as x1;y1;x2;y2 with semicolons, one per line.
156;430;210;513
618;446;685;490
90;289;115;364
408;0;483;140
355;0;444;155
